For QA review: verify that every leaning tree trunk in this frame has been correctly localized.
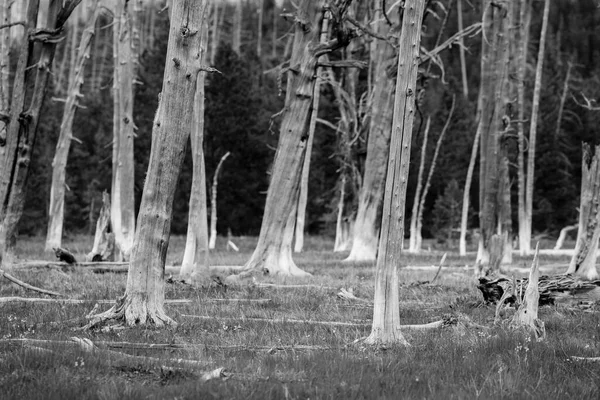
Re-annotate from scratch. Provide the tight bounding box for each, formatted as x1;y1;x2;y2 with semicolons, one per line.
567;143;600;280
0;0;82;257
46;0;100;252
208;151;230;250
180;19;209;282
478;0;511;266
111;0;137;261
365;0;425;346
87;0;208;327
345;8;394;262
240;0;347;278
409;117;430;253
522;0;549;256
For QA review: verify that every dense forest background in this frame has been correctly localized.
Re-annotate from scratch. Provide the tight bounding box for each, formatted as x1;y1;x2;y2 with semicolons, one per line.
15;0;600;243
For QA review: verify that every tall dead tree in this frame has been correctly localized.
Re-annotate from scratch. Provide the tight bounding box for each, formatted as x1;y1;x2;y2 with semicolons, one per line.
111;0;137;261
365;0;425;346
345;5;395;262
46;0;101;251
0;0;82;257
87;0;208;327
477;0;511;266
237;0;355;278
0;0;10;144
567;143;600;280
521;0;549;256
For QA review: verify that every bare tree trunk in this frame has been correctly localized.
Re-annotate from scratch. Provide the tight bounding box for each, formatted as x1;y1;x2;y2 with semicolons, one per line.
345;7;394;262
256;0;263;57
46;0;100;252
208;152;229;250
232;0;242;55
457;0;468;98
459;125;480;256
87;0;208;327
554;60;572;138
86;191;115;261
111;0;136;261
554;224;577;250
365;0;425;346
517;0;532;256
240;1;351;278
567;143;600;280
333;175;349;252
0;0;82;257
294;12;329;253
180;19;210;282
209;0;221;65
0;0;11;141
409;117;430;252
523;0;549;255
414;96;456;253
271;0;277;59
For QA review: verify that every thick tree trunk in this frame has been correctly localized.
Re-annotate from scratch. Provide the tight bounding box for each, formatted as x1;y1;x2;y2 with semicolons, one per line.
345;9;394;262
478;0;511;265
86;191;115;261
208;151;230;250
180;20;209;282
46;0;100;252
0;0;82;257
88;0;208;327
111;0;136;261
567;143;600;280
365;0;424;346
522;0;549;256
241;0;337;278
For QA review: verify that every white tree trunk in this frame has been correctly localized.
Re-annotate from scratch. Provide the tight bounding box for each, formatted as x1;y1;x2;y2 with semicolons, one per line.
46;0;100;251
457;0;468;98
208;151;230;250
111;0;137;261
459;125;481;256
232;0;242;55
365;0;424;346
180;19;209;282
409;117;430;253
0;0;10;141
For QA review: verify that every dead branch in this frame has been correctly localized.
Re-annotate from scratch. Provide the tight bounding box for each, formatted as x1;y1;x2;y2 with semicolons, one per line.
336;288;372;304
0;269;63;297
571;356;600;362
420;22;482;65
572;92;600;111
430;253;448;284
253;282;337;290
317;60;367;69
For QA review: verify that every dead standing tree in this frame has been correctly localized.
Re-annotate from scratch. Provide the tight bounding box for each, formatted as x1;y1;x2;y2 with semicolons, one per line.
365;0;425;345
86;0;208;327
233;0;358;278
0;0;82;258
46;0;101;252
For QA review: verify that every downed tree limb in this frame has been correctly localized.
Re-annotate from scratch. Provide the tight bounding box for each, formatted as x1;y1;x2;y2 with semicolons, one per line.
0;297;271;305
10;261;242;275
253;283;338;290
430;253;448;284
337;288;372;304
571;356;600;362
0;269;63;297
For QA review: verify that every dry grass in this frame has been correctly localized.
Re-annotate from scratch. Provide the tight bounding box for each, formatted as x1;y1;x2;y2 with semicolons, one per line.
0;235;598;399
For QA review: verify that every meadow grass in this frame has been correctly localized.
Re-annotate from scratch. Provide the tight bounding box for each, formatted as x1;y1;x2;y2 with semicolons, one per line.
0;235;598;399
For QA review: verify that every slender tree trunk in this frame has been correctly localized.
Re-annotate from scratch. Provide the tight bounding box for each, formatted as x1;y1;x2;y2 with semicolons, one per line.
271;1;277;59
567;143;600;280
517;0;531;256
457;0;468;98
0;0;11;141
365;0;425;346
523;0;549;255
88;0;208;327
180;18;209;282
554;224;577;250
459;121;480;256
256;0;263;57
414;96;456;253
46;0;100;252
294;12;329;253
345;7;394;262
554;60;572;138
333;175;349;252
409;117;431;252
241;1;350;278
0;0;82;257
208;151;230;250
111;0;136;261
232;0;242;55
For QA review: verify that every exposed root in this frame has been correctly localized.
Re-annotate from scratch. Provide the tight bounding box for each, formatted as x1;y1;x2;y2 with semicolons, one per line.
83;295;176;330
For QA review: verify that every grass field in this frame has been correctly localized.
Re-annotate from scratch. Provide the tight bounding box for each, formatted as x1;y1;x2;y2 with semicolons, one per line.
1;235;599;399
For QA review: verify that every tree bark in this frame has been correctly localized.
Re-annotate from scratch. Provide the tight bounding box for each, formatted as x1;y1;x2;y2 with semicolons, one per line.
345;8;394;262
0;0;82;257
0;0;11;142
46;0;100;252
111;0;137;261
241;0;347;277
88;0;208;327
180;19;210;282
567;143;600;280
208;151;230;250
522;0;549;256
365;0;424;346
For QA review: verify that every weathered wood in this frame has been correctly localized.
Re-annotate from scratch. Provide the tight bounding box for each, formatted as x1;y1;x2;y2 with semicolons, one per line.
0;296;270;305
0;269;63;297
87;191;115;261
554;224;577;250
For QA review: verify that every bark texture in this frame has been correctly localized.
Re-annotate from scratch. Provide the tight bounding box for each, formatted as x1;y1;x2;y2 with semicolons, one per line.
345;9;394;262
89;0;208;326
567;144;600;280
46;0;100;251
0;0;82;257
365;0;425;346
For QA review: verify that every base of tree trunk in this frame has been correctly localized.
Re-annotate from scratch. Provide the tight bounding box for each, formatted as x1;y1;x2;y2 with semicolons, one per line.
84;293;176;329
362;328;410;346
344;238;377;262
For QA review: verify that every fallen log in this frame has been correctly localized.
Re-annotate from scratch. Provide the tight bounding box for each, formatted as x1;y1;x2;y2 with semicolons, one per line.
0;269;63;297
10;261;242;275
0;297;271;305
